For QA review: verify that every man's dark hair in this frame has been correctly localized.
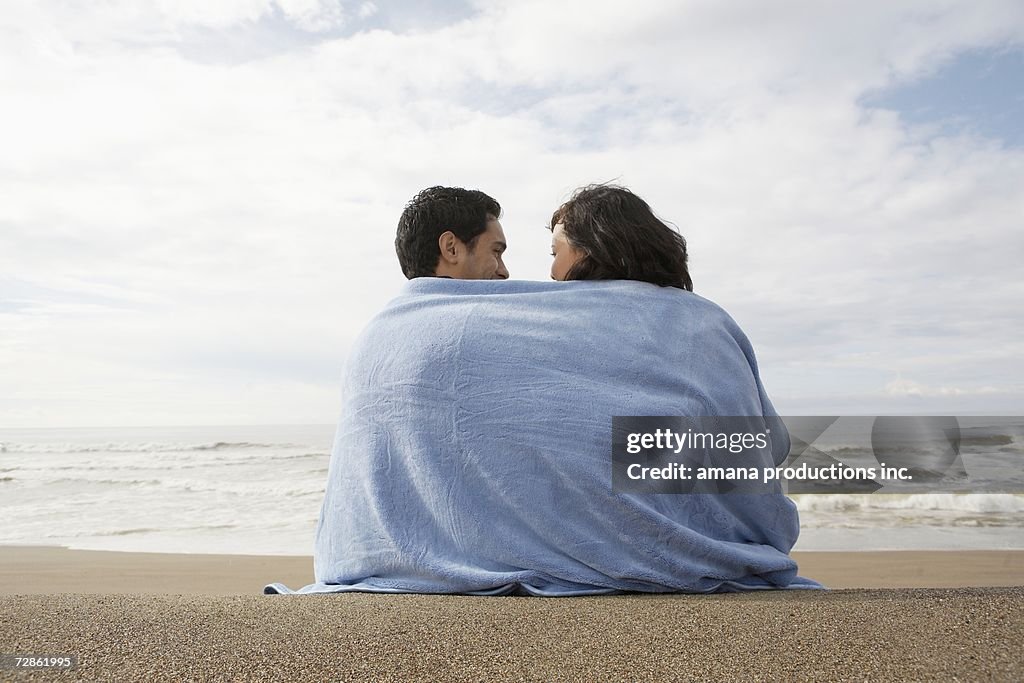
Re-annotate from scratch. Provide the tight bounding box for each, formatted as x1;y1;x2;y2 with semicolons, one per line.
550;184;693;291
395;186;502;279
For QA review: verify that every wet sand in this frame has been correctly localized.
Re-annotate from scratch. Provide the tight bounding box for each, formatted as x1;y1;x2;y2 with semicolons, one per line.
1;546;1021;595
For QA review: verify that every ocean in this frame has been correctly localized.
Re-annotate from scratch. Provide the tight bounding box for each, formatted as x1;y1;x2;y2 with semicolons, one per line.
1;422;1022;555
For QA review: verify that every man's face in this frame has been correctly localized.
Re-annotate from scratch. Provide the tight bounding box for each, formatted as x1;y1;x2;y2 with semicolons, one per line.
447;217;509;280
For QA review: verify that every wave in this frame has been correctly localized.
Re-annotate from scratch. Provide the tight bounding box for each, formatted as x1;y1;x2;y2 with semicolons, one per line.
793;493;1024;530
73;523;243;538
41;477;166;488
91;527;165;537
0;441;309;454
962;434;1015;447
28;475;325;498
7;451;328;473
154;479;325;497
795;433;1021;458
793;492;1024;514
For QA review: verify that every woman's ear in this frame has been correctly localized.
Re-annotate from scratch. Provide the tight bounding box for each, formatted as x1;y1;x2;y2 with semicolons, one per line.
438;230;460;265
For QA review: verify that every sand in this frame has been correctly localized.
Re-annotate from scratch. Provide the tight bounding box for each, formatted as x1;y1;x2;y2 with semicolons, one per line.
1;546;1022;681
1;546;1021;595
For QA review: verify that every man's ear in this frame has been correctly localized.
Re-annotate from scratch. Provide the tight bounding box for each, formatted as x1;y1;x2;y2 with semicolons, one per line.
438;231;461;265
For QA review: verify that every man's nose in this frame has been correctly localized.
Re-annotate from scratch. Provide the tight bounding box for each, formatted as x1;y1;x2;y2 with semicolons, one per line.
495;262;509;279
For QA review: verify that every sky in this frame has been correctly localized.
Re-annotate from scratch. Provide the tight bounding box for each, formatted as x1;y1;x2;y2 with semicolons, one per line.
1;0;1022;428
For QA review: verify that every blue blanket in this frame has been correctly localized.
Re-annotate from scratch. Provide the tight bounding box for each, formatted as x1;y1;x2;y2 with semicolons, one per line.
265;279;821;595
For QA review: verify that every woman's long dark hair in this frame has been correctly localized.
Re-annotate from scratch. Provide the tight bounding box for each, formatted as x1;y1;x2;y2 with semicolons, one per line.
550;184;693;291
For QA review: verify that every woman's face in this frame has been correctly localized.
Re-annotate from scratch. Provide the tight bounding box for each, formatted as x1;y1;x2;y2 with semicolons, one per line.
550;223;585;281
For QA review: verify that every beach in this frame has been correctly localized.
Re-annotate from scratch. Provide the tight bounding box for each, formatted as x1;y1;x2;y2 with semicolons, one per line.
1;547;1022;681
3;426;1023;680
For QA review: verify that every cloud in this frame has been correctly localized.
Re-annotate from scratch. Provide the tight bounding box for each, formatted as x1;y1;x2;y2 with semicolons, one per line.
1;1;1023;425
26;0;351;37
356;2;377;20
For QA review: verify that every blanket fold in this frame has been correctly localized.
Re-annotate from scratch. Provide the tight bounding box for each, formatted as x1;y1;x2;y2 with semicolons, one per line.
266;279;821;595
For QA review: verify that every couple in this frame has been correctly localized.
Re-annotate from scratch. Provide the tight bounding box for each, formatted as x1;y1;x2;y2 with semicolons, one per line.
265;184;820;596
394;184;692;290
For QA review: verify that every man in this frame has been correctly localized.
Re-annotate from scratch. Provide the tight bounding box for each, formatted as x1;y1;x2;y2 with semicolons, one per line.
395;186;509;280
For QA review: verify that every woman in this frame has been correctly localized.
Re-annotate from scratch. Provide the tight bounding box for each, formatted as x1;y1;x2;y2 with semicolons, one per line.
549;184;693;290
